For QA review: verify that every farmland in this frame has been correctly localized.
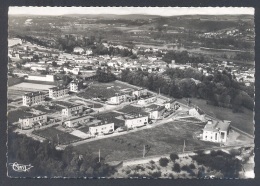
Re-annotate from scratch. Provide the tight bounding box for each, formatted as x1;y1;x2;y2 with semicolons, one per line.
178;98;254;135
77;81;138;100
9;82;55;90
33;127;81;145
74;121;218;162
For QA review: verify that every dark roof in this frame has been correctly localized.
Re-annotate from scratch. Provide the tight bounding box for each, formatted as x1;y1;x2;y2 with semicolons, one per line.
19;113;46;119
65;104;84;109
24;91;45;97
49;86;68;91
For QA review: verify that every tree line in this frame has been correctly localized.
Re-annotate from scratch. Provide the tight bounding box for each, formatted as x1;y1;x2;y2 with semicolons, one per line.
120;68;254;112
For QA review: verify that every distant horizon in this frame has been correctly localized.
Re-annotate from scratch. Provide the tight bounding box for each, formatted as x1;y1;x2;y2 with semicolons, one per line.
9;7;254;16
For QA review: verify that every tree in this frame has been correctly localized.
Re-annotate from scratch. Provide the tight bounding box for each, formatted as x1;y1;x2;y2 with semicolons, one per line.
172;163;181;173
170;153;179;162
159;157;169;167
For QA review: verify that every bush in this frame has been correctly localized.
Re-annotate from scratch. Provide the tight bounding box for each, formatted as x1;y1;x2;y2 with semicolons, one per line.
172;163;181;173
150;160;155;164
125;170;131;174
159;158;169;167
170;153;179;162
150;171;162;178
189;163;196;169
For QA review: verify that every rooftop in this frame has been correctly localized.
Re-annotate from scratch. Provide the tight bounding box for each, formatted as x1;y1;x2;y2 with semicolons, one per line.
24;91;45;97
203;120;231;132
49;86;68;91
64;115;94;122
19;113;46;120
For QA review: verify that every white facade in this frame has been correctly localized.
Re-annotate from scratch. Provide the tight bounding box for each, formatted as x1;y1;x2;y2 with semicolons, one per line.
132;89;148;97
19;114;47;128
70;79;83;92
62;104;84;117
109;94;127;104
49;86;69;99
125;116;148;129
137;96;157;105
89;123;114;136
23;91;45;106
202;120;230;143
73;47;85;54
26;75;55;82
64;115;92;128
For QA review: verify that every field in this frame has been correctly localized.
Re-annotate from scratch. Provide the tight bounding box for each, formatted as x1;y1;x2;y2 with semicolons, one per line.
8;77;24;86
9;82;55;90
33;104;63;113
67;98;103;108
178;98;254;135
77;81;138;99
53;100;75;107
74;121;218;162
117;105;148;115
8;109;33;124
33;127;81;145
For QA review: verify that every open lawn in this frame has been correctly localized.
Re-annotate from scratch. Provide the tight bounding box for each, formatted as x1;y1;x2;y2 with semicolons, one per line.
53;100;75;107
77;81;138;99
33;127;81;145
8;109;33;124
9;82;55;90
178;98;254;135
74;121;217;162
33;105;62;113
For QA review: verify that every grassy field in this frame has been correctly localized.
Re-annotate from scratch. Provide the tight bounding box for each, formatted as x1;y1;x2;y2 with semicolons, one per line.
74;121;217;162
78;81;138;99
33;127;81;145
8;109;34;124
178;98;254;135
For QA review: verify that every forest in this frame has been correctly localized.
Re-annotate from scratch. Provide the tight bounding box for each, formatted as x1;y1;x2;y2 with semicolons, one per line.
120;68;254;113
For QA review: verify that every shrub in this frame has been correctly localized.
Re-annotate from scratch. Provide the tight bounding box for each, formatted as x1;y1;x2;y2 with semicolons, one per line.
150;171;162;178
150;160;155;164
159;157;169;167
181;165;190;172
125;170;131;174
172;163;181;173
170;153;179;162
189;163;196;169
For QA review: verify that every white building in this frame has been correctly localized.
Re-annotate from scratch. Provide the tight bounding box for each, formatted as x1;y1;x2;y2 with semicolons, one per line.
64;115;93;128
73;47;85;54
49;86;69;99
188;107;206;122
70;79;83;92
108;94;127;104
62;104;84;117
164;100;176;110
89;122;114;136
64;67;80;75
19;113;47;129
132;89;148;98
137;96;157;105
23;91;45;106
26;74;55;82
149;106;166;119
202;120;231;143
86;49;93;55
124;115;148;129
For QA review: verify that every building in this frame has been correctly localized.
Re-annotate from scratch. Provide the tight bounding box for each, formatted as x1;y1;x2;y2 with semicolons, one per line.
23;91;45;106
19;113;47;129
132;89;148;98
26;74;55;82
202;120;231;143
63;115;93;128
73;47;85;54
89;122;114;136
124;114;148;129
70;79;83;92
108;94;127;104
164;99;176;110
49;86;69;99
137;96;157;105
188;107;206;122
148;105;166;119
62;104;84;117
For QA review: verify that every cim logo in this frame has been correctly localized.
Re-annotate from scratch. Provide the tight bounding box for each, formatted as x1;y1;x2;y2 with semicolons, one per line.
9;162;33;172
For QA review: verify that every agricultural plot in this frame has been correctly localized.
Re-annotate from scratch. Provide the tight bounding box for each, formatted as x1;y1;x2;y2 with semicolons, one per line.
8;109;34;124
33;104;62;113
33;127;81;145
117;105;147;115
9;82;55;91
77;81;139;100
67;98;103;108
74;121;218;162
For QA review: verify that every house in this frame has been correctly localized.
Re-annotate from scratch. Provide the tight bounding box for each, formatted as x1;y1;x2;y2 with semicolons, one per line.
188;107;206;122
132;89;148;98
19;113;47;129
23;91;45;106
63;115;93;128
164;99;176;110
137;96;157;105
108;94;127;104
64;67;80;75
89;122;114;136
124;114;148;129
73;47;85;54
49;86;69;99
70;79;83;92
148;105;166;119
86;49;93;55
202;120;231;143
61;104;84;117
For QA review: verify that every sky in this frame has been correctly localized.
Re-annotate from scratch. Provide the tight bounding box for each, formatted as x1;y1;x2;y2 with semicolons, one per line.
8;7;254;16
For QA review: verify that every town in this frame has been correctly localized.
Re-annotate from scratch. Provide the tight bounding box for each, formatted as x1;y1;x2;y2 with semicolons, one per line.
7;8;254;179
